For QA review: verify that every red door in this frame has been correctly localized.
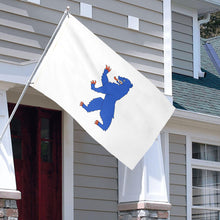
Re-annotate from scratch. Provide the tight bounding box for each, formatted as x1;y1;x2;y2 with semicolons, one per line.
9;105;62;220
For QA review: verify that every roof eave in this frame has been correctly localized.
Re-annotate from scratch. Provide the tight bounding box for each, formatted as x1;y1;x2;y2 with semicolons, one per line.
173;109;220;126
172;0;220;16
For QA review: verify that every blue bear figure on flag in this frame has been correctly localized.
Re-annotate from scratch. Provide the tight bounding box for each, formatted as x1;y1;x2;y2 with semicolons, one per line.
80;65;133;131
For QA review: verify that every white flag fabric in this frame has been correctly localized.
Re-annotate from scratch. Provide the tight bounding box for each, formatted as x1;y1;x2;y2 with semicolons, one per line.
31;14;174;169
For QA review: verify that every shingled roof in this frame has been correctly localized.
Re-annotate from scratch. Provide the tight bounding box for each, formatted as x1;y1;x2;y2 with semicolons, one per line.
172;37;220;117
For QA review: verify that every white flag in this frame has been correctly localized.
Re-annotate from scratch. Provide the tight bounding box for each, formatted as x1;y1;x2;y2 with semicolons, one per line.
31;14;174;169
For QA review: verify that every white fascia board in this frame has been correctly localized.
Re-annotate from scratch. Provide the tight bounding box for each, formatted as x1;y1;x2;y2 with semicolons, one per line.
0;61;36;85
172;2;197;16
173;109;220;125
172;0;220;15
203;0;220;6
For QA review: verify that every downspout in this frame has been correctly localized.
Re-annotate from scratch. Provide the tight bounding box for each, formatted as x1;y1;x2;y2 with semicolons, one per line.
199;13;211;25
198;13;211;77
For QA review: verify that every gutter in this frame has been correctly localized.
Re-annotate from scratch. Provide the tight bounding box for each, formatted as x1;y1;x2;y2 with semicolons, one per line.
173;109;220;125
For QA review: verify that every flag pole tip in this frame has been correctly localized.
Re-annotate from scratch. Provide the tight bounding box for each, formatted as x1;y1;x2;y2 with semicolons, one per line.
66;6;70;16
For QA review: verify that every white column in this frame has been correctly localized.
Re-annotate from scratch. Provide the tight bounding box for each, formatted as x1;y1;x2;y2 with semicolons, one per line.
118;135;168;203
0;85;16;190
62;111;74;220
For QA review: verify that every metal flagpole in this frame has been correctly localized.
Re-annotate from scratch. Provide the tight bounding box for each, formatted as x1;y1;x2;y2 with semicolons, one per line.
0;7;70;142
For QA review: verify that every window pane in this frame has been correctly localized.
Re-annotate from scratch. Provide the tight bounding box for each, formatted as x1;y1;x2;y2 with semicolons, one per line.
193;168;220;208
193;169;206;187
12;138;22;160
41;118;50;139
41;141;52;162
192;209;220;220
207;145;220;162
192;143;205;160
193;169;206;206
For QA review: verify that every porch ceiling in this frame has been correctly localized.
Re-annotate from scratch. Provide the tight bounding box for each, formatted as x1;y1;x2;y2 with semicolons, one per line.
172;0;220;15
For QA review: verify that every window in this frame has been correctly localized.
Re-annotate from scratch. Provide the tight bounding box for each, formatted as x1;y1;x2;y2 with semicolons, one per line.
191;142;220;219
41;118;53;162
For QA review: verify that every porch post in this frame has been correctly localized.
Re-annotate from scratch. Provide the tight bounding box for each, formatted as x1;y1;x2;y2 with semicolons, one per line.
0;83;21;220
118;135;171;220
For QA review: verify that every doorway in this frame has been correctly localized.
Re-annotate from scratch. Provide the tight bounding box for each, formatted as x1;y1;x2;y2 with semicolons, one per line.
9;104;62;220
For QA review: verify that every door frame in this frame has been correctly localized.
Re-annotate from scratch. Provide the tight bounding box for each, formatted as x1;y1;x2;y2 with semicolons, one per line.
62;111;74;220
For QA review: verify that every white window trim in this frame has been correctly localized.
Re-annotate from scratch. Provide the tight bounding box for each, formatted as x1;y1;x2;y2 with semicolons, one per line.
186;135;192;220
187;137;220;220
172;3;201;79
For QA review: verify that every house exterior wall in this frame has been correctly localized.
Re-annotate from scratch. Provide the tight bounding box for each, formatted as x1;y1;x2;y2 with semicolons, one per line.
1;1;165;218
0;0;176;219
1;1;220;220
169;133;187;220
0;0;164;90
172;11;193;77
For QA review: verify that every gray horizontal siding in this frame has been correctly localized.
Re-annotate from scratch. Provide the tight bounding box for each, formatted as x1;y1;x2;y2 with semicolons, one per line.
169;134;187;220
75;198;118;212
118;0;163;13
75;210;118;220
74;121;118;220
1;0;164;90
172;11;193;77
